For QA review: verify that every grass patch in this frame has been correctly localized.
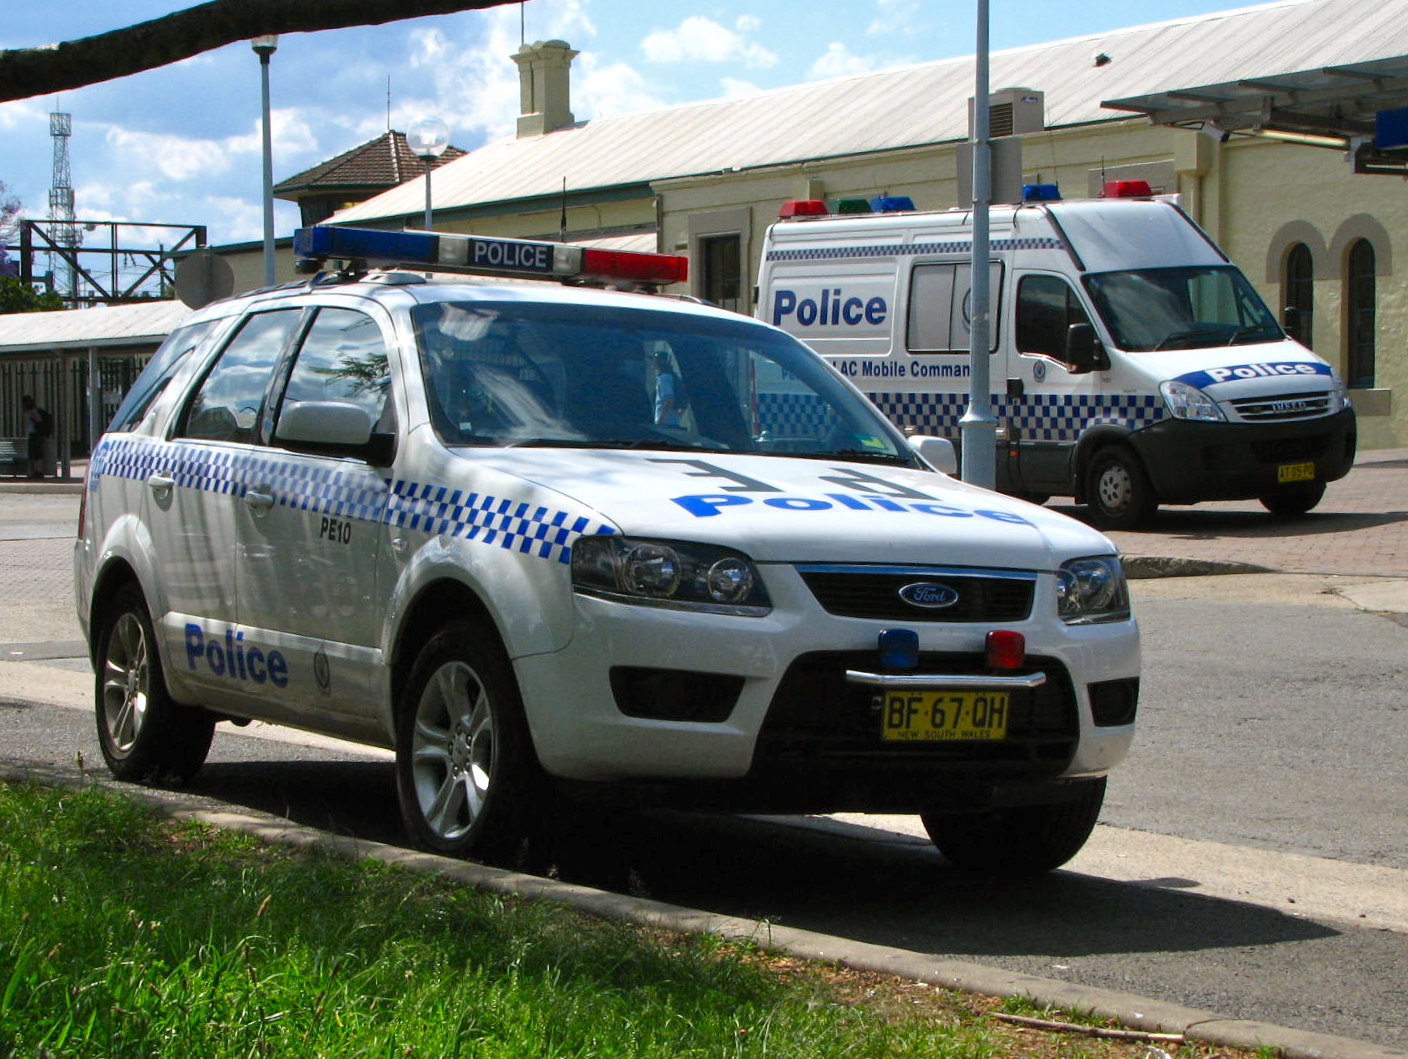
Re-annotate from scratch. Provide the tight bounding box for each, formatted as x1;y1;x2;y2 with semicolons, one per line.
1;781;1250;1058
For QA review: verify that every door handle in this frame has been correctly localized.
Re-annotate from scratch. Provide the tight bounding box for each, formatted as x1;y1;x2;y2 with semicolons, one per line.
146;473;175;497
243;489;275;511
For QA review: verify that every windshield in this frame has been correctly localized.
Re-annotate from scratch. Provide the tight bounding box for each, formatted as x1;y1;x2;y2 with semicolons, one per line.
412;299;915;464
1084;266;1283;352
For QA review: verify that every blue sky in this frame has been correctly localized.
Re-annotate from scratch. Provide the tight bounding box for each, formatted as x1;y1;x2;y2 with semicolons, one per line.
1;0;1243;250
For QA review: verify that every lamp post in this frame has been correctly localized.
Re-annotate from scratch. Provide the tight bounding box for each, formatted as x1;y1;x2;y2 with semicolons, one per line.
959;0;996;489
406;116;450;231
251;34;279;286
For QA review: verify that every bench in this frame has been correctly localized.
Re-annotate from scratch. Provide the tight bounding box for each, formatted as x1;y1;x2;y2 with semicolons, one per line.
0;437;29;476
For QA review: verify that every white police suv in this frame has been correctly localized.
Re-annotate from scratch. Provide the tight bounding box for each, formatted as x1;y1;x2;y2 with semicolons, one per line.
76;226;1139;873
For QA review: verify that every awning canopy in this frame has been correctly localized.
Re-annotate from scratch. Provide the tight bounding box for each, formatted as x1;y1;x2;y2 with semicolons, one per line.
1103;54;1408;173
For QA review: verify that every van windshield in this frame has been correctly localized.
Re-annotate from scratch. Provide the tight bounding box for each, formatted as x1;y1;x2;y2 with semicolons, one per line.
412;299;916;465
1084;266;1283;352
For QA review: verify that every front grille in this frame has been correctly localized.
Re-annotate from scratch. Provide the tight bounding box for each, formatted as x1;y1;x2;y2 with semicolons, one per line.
755;650;1078;771
1228;390;1333;422
798;565;1035;623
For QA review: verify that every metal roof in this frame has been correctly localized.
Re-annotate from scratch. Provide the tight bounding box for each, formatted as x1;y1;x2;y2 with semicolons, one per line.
0;300;190;354
335;0;1408;225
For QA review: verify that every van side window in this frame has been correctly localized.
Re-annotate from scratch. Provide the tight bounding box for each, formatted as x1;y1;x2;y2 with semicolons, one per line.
907;262;1001;353
178;310;303;444
1016;274;1091;366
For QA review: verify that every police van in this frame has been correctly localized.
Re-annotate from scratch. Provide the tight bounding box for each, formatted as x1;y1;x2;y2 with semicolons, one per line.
756;185;1357;528
75;224;1139;874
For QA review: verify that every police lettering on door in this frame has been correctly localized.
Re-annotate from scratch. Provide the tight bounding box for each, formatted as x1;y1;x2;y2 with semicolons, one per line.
771;288;887;330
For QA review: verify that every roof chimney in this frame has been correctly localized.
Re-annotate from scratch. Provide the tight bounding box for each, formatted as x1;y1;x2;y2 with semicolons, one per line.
513;39;578;138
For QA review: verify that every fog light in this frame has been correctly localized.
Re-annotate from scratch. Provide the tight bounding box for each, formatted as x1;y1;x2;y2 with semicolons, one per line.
985;630;1026;669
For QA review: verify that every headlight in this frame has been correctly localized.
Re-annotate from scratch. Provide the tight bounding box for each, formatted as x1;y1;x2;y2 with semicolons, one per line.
572;536;771;615
1056;556;1130;625
1159;379;1225;421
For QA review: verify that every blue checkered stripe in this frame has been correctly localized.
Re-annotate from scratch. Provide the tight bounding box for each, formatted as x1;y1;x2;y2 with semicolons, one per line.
766;236;1063;263
91;439;609;566
388;481;613;564
757;392;832;438
870;391;1166;441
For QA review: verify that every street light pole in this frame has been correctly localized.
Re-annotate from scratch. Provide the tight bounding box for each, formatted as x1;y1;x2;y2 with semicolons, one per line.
960;0;996;489
251;34;279;286
406;116;450;232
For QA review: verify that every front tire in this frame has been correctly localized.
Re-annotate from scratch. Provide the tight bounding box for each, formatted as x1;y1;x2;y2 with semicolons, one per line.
395;623;545;860
921;778;1106;875
1260;481;1325;518
1086;448;1156;530
94;585;215;783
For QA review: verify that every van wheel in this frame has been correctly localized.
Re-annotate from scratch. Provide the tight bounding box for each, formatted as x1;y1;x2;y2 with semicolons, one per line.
1260;482;1325;518
95;585;215;783
921;778;1106;875
1086;448;1156;530
395;623;545;860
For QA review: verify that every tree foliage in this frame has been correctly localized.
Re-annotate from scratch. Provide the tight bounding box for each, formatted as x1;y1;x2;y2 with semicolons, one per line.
0;276;65;313
0;0;510;103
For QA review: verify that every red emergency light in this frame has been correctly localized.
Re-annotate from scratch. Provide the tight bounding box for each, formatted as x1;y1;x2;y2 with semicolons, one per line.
1101;180;1153;198
778;199;830;219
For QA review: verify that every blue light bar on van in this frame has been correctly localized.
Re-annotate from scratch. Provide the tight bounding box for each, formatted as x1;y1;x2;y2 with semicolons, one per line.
292;226;688;286
1022;183;1061;201
869;196;915;212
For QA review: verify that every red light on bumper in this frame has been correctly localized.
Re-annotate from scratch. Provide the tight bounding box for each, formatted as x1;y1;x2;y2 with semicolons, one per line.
985;629;1026;669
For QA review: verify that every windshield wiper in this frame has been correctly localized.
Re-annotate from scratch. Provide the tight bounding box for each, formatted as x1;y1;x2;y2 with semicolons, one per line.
793;448;911;466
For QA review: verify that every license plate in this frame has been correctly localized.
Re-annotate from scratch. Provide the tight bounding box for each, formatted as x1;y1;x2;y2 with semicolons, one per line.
1278;461;1316;483
881;691;1010;742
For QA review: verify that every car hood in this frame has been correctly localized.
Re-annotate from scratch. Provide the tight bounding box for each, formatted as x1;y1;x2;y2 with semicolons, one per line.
461;447;1115;569
1126;340;1340;399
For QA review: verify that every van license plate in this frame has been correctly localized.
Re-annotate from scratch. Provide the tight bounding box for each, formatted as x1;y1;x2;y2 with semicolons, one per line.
881;691;1010;741
1278;462;1316;483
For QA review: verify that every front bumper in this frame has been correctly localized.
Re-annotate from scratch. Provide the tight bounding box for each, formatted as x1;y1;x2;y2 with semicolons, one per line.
1132;408;1356;504
513;564;1140;813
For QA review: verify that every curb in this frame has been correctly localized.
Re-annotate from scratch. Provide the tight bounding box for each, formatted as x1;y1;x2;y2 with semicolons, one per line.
1123;555;1273;579
2;764;1401;1059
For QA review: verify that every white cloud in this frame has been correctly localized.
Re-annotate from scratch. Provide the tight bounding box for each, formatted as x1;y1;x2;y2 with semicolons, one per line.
867;0;924;36
808;43;883;80
640;16;778;69
576;56;664;119
719;77;760;98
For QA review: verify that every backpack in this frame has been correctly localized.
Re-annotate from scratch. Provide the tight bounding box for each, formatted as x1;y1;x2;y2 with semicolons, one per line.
35;407;53;438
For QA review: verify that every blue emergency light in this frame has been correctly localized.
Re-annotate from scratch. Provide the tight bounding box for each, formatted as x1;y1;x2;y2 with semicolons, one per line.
293;226;688;287
869;196;916;213
1022;183;1061;202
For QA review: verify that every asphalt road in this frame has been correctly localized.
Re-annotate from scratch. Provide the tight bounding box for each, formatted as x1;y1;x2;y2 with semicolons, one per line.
3;491;1406;1052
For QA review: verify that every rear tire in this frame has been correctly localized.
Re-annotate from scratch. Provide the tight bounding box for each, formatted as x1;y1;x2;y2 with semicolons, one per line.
921;778;1106;875
1259;481;1325;518
94;585;215;783
395;623;546;860
1085;448;1156;530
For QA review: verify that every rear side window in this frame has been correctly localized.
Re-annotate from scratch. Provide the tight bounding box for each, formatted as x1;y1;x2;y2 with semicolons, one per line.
177;310;302;444
108;319;221;433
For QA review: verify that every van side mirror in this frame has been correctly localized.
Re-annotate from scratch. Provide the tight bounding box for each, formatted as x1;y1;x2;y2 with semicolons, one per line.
1065;322;1109;374
907;435;958;475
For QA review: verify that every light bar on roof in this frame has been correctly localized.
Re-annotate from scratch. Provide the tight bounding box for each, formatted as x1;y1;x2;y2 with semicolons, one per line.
293;226;688;287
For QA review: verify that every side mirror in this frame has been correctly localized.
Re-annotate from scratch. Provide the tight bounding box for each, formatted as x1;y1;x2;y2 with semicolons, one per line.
1066;322;1110;374
274;400;394;463
908;435;958;475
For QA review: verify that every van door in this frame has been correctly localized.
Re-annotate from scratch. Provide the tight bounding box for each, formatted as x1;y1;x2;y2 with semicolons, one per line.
1007;272;1103;498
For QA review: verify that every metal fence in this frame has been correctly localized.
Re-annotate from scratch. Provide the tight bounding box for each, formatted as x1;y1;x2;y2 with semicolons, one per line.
0;351;151;468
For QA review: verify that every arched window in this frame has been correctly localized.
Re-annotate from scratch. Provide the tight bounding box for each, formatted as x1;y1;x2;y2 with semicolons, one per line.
1346;239;1376;389
1283;243;1313;348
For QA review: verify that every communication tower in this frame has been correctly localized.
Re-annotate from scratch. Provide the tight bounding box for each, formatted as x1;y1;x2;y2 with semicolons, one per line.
48;112;78;296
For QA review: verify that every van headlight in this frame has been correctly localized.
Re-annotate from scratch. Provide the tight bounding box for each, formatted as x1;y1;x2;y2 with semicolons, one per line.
572;536;771;615
1056;556;1130;624
1159;379;1225;421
